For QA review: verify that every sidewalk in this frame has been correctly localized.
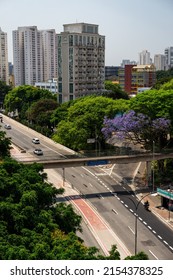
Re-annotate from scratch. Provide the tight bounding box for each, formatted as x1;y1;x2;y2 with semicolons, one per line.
133;169;173;231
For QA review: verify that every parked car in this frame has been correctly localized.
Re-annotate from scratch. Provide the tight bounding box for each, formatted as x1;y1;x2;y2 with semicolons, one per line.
33;148;43;155
4;124;11;129
32;138;40;144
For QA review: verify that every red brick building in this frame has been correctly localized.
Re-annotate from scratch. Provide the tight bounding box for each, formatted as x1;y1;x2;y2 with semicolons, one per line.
119;64;156;96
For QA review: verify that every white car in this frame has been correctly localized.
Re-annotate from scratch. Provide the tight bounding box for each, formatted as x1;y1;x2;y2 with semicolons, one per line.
32;138;40;144
4;124;11;129
33;148;43;155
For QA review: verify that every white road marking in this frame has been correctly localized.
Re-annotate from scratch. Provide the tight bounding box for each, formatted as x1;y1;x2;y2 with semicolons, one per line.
149;250;159;260
112;209;118;214
128;226;135;235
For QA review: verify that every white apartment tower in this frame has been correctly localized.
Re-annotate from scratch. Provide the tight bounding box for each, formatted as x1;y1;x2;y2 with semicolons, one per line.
13;26;57;86
139;50;151;65
0;28;9;84
154;54;166;71
57;23;105;103
13;26;43;86
164;47;173;70
41;29;57;81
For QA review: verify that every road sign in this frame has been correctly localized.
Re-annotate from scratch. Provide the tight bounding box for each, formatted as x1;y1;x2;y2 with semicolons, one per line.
87;160;108;166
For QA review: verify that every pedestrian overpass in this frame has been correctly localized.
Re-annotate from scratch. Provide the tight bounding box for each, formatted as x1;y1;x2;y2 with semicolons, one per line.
23;152;173;169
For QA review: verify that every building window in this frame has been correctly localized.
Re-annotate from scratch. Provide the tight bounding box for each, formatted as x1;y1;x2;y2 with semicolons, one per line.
58;83;62;93
58;36;61;47
59;94;62;104
69;83;73;93
69;94;73;101
69;35;73;46
74;35;78;45
69;48;73;80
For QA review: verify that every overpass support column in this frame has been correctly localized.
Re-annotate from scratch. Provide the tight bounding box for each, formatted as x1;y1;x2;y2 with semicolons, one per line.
146;161;152;187
62;167;65;187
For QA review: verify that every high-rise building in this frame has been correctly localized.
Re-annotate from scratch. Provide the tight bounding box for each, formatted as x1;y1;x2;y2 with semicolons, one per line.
154;54;166;71
164;47;173;70
13;26;57;86
139;50;151;65
40;29;57;81
57;23;105;103
13;26;42;86
0;27;9;84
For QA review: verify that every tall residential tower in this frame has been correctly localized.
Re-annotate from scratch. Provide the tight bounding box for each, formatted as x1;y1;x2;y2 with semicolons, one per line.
13;26;57;86
0;28;9;84
164;47;173;70
154;54;166;71
57;23;105;103
139;50;151;65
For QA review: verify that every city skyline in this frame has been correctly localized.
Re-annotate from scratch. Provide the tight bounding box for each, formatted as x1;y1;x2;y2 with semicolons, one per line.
1;0;173;65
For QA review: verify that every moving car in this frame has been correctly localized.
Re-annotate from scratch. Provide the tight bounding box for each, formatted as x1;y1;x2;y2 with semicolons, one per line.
4;124;11;129
33;148;43;155
32;138;40;144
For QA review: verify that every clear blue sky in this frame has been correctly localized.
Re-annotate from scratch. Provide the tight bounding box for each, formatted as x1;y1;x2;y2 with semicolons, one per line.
1;0;173;65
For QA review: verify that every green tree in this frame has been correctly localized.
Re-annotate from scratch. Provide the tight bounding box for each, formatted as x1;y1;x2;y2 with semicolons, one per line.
130;80;173;123
154;68;173;89
0;130;11;158
0;80;12;108
0;158;148;260
53;96;129;151
104;80;129;100
125;251;149;260
27;98;59;128
3;85;56;119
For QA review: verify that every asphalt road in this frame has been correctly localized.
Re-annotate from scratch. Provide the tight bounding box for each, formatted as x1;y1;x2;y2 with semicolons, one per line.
1;114;173;259
57;165;173;259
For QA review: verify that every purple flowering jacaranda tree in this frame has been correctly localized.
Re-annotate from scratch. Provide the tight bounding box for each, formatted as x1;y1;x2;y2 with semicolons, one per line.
101;110;171;151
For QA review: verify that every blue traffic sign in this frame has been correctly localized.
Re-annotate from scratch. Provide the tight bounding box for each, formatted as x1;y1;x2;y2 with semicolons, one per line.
87;160;108;166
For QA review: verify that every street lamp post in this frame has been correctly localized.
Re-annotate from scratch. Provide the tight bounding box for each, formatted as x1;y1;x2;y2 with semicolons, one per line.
95;138;101;157
128;193;152;255
152;141;155;193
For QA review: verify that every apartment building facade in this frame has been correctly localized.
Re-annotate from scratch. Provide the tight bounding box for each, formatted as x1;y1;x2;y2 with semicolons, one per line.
164;47;173;70
154;54;166;71
41;29;57;81
57;23;105;103
139;50;151;65
131;64;156;95
13;26;57;86
0;28;9;84
119;64;156;96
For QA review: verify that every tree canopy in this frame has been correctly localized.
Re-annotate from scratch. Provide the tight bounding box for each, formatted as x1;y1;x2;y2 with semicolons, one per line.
52;96;130;151
0;80;12;108
103;81;129;100
0;158;148;260
0;159;85;259
26;98;59;129
154;68;173;89
3;85;56;120
0;130;11;158
102;110;171;151
130;81;173;121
